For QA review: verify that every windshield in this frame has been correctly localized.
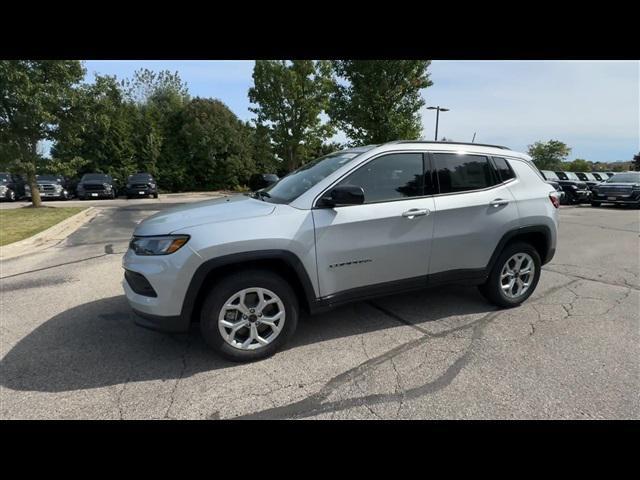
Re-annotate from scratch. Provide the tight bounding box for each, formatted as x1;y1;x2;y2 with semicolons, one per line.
606;173;640;183
260;151;364;203
541;170;559;180
81;174;109;182
129;174;153;182
37;175;62;182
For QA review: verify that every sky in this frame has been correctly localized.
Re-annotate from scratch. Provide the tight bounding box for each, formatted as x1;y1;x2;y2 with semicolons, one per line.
80;60;639;162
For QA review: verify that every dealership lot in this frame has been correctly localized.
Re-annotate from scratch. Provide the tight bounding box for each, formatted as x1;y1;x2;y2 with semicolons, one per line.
0;200;638;419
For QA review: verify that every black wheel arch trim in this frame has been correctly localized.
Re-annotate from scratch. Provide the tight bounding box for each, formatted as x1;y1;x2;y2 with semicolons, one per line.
488;225;554;270
180;249;318;323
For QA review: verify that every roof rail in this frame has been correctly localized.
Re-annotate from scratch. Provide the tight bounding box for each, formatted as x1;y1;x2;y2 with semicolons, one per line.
385;140;511;150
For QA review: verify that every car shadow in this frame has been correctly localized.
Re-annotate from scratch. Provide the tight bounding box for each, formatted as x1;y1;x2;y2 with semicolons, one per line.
0;286;494;393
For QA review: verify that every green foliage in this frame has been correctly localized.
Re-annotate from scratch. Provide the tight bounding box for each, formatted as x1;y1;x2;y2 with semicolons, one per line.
328;60;433;145
248;60;334;171
634;152;640;171
178;98;255;191
527;140;571;170
0;60;85;206
564;158;592;172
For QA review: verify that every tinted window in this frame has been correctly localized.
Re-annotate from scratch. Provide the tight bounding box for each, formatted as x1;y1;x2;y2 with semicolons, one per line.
337;153;424;203
492;157;516;182
434;154;496;193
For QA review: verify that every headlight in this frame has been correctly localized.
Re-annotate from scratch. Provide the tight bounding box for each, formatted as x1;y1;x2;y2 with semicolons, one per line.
54;184;62;192
149;183;156;188
129;235;190;256
0;185;6;193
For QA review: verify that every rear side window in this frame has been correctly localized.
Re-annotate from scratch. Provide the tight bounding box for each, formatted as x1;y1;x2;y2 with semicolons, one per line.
434;153;497;194
492;157;516;182
337;153;424;203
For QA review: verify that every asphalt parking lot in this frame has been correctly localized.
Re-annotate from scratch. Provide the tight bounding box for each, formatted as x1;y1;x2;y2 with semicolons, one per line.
1;199;638;419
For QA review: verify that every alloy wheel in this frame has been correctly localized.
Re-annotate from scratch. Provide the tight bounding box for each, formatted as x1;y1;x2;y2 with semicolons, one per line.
218;287;286;351
500;253;535;299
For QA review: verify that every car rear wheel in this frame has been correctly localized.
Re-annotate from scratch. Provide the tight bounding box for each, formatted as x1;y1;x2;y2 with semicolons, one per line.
200;270;299;362
478;242;541;308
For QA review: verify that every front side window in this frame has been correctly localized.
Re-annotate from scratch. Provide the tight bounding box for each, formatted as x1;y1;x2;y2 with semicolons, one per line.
336;153;424;204
263;151;365;204
492;157;516;182
434;153;497;194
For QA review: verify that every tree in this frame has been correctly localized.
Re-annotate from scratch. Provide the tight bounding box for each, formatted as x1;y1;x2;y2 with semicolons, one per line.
0;60;84;206
123;69;188;105
565;158;592;172
634;152;640;171
248;60;334;172
328;60;433;146
247;122;280;174
179;98;255;190
527;140;571;170
52;74;138;185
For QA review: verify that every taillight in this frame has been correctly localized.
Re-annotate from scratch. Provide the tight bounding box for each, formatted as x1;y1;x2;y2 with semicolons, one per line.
549;193;560;208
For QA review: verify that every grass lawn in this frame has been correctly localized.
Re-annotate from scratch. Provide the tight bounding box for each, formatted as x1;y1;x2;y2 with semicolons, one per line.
0;207;87;246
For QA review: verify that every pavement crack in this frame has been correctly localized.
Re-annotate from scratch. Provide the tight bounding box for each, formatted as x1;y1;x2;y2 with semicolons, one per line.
0;253;109;280
163;338;191;420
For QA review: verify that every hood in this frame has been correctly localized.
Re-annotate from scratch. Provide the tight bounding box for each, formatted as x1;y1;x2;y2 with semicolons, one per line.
134;194;276;236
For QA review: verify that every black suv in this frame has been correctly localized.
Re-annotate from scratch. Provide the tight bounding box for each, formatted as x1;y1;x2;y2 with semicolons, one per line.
539;170;591;204
25;174;73;200
0;172;26;201
591;171;640;207
125;173;158;199
76;173;117;200
574;172;604;190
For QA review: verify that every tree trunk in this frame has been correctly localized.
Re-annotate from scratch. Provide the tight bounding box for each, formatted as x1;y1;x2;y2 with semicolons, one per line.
28;142;42;207
27;171;42;208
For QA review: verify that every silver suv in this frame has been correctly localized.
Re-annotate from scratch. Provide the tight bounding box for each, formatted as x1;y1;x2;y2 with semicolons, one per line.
123;141;559;361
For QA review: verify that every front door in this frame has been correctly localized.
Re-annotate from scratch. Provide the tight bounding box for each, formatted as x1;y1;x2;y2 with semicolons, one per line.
312;152;435;298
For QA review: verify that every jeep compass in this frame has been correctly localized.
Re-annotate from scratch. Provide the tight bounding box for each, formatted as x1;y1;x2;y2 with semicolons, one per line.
123;141;559;361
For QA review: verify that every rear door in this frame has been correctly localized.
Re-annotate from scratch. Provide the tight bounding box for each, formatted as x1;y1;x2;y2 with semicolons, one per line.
313;152;436;297
429;152;520;277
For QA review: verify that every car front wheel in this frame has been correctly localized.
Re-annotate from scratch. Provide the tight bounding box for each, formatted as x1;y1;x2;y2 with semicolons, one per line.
478;242;541;308
200;270;299;362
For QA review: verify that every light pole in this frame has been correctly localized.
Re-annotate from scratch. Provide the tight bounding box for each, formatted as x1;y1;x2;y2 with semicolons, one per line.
427;106;450;141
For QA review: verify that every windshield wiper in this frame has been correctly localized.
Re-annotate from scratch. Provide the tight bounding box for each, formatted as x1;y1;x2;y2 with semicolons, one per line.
253;190;271;201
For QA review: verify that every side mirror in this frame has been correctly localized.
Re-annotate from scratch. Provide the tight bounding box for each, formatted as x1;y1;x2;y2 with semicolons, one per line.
319;185;365;207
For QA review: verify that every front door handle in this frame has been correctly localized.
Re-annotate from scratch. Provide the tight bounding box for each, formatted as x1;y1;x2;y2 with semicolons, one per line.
490;198;509;207
402;208;430;218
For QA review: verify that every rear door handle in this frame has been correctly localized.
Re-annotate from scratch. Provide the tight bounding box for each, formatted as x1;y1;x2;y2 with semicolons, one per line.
490;198;509;207
402;208;430;218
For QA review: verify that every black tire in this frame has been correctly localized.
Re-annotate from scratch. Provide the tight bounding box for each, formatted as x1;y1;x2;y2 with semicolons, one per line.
153;192;158;199
200;269;299;362
478;242;542;308
126;195;132;199
7;189;16;202
591;201;601;207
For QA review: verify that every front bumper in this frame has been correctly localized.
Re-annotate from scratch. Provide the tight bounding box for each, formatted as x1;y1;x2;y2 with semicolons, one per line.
122;244;199;333
80;190;111;198
591;191;640;204
570;189;591;202
126;187;154;197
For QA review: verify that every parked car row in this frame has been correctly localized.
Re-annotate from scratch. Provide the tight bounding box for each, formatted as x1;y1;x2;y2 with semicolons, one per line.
0;172;160;202
539;170;639;207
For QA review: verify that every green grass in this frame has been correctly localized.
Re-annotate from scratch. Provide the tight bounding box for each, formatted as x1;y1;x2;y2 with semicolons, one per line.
0;207;86;246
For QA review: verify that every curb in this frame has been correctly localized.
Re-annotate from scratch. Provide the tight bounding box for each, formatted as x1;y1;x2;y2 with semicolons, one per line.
0;207;99;261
